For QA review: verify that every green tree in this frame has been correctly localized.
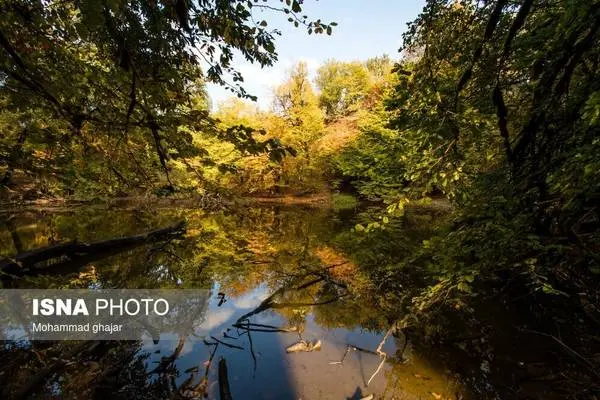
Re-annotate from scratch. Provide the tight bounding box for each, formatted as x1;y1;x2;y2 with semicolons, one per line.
315;60;371;120
0;0;335;197
376;0;600;318
365;54;393;81
272;62;325;192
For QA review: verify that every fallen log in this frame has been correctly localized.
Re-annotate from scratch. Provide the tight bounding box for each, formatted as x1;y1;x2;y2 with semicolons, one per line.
218;357;233;400
0;221;185;276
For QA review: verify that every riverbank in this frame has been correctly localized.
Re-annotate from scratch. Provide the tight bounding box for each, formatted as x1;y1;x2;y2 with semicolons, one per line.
0;191;346;213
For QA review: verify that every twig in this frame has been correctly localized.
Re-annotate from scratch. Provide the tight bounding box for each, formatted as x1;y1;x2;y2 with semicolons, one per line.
148;335;186;375
210;336;244;350
347;344;379;356
246;320;257;377
295;276;325;290
324;261;350;269
330;344;353;365
375;325;394;355
232;323;298;333
270;295;346;309
367;356;386;386
367;325;395;386
236;288;283;323
329;324;398;386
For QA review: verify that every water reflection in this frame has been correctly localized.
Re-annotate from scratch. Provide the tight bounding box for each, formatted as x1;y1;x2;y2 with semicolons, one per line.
0;203;462;399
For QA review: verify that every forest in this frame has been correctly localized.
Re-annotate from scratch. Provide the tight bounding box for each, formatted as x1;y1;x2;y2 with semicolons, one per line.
1;0;599;399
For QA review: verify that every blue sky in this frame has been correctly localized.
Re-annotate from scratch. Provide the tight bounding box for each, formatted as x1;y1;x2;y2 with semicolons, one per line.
206;0;425;110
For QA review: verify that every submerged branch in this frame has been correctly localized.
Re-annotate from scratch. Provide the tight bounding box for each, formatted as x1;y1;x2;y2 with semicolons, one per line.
329;323;398;387
0;222;186;276
232;322;299;333
209;336;244;350
367;325;395;386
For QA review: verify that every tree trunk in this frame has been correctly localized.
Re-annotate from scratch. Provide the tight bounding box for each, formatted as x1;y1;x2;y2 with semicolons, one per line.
0;221;185;276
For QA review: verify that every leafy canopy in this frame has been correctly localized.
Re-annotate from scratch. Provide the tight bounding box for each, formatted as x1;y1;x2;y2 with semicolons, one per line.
0;0;336;195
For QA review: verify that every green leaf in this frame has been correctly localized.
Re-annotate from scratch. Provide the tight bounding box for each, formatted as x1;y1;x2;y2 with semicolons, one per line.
457;282;471;293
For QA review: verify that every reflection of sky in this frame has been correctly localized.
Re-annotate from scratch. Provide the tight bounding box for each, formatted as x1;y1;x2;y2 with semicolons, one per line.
197;308;235;331
138;282;406;399
1;280;452;398
1;206;464;398
1;326;30;343
141;283;297;398
231;284;271;309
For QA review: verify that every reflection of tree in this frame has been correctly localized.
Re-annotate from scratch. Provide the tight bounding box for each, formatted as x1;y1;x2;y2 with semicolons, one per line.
227;262;351;374
0;203;453;398
0;340;141;399
2;215;24;253
1;205;350;291
0;336;230;399
0;206;349;397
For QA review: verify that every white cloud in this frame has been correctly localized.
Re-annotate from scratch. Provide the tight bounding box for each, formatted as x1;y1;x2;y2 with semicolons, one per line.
197;308;235;331
232;290;270;309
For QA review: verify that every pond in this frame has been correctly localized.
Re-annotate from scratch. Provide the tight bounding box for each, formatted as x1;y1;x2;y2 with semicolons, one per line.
0;201;510;399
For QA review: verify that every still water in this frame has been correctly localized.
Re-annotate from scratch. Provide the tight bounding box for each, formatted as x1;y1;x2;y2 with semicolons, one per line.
0;202;471;399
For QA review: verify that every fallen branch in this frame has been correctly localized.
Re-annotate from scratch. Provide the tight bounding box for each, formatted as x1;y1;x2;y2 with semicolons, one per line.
367;325;395;386
329;345;353;365
1;222;186;276
367;356;387;387
148;335;186;375
178;339;220;398
232;322;298;333
329;324;397;386
236;288;284;323
329;344;379;365
236;264;350;324
270;296;345;310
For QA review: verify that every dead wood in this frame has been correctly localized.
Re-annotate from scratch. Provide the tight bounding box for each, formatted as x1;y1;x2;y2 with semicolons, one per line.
1;221;185;276
218;358;233;400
